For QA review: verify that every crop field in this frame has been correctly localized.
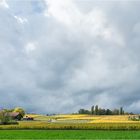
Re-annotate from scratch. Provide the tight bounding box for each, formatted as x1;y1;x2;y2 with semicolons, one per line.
30;114;140;124
0;130;140;139
29;114;134;122
0;114;140;130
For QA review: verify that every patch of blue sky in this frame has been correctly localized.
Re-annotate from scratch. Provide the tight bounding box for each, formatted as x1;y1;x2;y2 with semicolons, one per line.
31;0;46;14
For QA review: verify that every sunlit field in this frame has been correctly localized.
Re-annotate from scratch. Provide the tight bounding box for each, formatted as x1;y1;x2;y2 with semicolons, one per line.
0;114;140;130
52;114;132;123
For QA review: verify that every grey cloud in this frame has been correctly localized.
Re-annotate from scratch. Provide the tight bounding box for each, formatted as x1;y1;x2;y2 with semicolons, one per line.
0;0;140;113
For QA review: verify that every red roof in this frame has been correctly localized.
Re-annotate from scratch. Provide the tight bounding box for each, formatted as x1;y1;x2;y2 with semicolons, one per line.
9;112;20;117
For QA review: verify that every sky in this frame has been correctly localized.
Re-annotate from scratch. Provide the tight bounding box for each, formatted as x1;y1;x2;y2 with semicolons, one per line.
0;0;140;114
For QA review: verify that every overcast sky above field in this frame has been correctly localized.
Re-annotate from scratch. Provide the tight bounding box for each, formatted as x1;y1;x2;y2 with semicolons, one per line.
0;0;140;113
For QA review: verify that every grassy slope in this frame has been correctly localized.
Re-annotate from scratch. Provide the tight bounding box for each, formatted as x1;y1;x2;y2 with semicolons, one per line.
0;130;140;139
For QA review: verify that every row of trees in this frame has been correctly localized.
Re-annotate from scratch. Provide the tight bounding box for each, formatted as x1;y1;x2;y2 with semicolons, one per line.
78;105;128;115
91;105;124;115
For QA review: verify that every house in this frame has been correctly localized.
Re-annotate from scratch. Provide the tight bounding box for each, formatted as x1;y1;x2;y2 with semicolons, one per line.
129;115;140;121
9;112;23;121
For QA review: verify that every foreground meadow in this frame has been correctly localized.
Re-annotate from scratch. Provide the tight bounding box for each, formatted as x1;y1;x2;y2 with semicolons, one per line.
0;130;140;139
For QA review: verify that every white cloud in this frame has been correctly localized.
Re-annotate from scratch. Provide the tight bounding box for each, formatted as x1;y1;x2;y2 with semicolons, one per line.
45;0;124;48
25;42;36;54
45;0;79;27
14;16;28;24
0;0;9;8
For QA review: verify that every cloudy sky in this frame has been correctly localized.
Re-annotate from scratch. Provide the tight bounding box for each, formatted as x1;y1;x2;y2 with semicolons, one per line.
0;0;140;114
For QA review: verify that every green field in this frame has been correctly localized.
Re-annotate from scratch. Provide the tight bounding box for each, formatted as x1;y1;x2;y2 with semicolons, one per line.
0;130;140;139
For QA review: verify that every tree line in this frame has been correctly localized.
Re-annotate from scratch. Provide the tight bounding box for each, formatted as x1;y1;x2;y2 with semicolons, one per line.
78;105;133;115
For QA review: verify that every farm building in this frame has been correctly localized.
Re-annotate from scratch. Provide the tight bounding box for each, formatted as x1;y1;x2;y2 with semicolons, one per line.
9;112;23;120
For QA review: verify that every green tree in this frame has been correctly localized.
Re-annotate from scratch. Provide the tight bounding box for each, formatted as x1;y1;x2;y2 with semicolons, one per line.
106;109;112;115
0;110;11;124
78;109;90;114
120;107;123;115
13;107;25;117
91;106;94;115
98;108;106;115
112;109;119;115
95;105;99;115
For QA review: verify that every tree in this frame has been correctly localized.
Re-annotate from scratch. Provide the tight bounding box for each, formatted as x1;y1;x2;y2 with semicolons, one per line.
3;109;14;112
13;107;25;117
120;107;123;115
91;106;94;115
95;105;99;115
97;108;106;115
106;109;112;115
0;110;11;124
78;109;90;114
112;109;119;115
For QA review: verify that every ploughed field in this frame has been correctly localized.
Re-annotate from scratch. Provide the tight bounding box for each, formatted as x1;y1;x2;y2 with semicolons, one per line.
0;130;140;139
0;114;140;130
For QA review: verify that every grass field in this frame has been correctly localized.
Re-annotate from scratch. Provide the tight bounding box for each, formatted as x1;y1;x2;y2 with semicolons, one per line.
0;130;140;139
